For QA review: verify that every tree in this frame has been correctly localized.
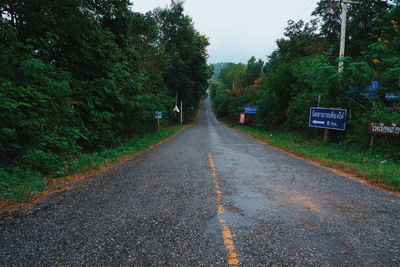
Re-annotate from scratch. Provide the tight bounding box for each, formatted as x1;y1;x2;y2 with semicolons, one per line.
266;19;326;69
244;57;264;87
0;0;210;196
218;63;246;90
312;0;392;58
154;1;210;118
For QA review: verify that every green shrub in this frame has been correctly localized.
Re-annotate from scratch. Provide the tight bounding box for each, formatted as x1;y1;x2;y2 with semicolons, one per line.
0;167;44;201
21;150;63;175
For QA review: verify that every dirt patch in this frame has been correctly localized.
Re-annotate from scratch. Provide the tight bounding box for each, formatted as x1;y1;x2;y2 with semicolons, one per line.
287;142;301;146
276;188;323;215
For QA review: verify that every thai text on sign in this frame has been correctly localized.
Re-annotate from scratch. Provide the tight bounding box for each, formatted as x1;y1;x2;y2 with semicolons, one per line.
368;123;400;136
309;107;347;131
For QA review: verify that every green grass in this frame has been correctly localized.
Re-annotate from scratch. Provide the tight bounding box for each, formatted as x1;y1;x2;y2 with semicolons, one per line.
0;168;45;202
226;122;400;192
0;125;187;202
62;125;185;176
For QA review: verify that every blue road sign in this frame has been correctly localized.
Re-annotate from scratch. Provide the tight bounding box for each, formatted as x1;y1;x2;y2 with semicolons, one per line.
154;111;163;119
244;107;257;114
345;81;379;99
361;81;379;98
385;92;400;101
309;107;347;131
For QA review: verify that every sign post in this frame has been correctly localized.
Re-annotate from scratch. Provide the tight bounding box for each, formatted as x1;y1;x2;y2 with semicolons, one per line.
180;100;183;125
309;107;347;131
244;107;257;127
244;107;257;114
361;81;379;99
368;122;400;136
385;93;399;111
309;107;347;142
385;93;400;101
368;122;400;150
154;111;163;132
239;113;245;124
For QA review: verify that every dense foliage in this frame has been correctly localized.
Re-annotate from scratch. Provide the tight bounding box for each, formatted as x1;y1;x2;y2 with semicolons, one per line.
0;0;210;199
211;0;400;159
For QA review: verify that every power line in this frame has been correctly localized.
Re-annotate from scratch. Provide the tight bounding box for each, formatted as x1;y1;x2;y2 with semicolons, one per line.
265;0;318;58
295;0;317;22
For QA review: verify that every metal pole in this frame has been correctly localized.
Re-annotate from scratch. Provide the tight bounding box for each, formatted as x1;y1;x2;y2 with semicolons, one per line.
338;1;348;72
318;94;329;143
349;99;352;119
180;100;183;125
157;117;160;132
314;95;322;138
369;135;374;151
323;129;330;143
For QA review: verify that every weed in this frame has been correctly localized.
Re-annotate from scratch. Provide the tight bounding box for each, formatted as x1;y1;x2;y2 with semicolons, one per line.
0;168;44;201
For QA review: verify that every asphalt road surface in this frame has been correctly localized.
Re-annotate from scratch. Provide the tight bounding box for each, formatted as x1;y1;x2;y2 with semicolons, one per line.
1;99;400;266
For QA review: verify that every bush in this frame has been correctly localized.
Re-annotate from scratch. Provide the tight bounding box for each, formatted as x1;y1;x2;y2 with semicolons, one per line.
21;150;63;175
0;167;44;201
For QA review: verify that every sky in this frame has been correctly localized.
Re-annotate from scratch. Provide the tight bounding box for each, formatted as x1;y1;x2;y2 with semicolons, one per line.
131;0;319;64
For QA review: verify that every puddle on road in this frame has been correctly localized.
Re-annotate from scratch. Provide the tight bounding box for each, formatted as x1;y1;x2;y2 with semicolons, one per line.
228;179;326;223
230;187;267;217
209;142;327;232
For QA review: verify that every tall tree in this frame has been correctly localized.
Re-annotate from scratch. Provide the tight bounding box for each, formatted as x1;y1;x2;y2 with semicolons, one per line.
0;0;209;172
244;57;264;87
218;63;246;90
266;19;326;69
312;0;392;58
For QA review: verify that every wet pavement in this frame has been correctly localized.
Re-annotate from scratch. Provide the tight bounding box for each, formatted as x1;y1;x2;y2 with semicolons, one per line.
1;99;400;266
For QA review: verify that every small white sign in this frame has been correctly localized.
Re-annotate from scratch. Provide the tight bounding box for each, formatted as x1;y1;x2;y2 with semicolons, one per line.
173;106;180;112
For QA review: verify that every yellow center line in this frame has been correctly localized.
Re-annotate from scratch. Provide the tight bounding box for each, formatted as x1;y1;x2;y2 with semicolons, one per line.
208;153;239;266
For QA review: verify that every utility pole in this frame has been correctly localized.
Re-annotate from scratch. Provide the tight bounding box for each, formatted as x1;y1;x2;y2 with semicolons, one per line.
338;0;360;122
321;0;360;143
336;0;360;72
338;1;348;72
180;100;183;125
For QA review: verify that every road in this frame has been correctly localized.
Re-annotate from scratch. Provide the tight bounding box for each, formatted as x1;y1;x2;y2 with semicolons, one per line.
1;99;400;266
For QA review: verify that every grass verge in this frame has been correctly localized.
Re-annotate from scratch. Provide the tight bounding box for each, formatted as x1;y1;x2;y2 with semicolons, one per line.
225;122;400;193
0;124;187;204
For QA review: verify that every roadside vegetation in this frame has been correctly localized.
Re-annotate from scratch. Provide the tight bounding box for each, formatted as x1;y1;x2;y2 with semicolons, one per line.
226;123;400;191
211;0;400;190
1;125;187;201
0;1;210;201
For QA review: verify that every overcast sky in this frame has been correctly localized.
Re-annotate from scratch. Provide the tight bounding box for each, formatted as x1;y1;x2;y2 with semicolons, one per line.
131;0;319;64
